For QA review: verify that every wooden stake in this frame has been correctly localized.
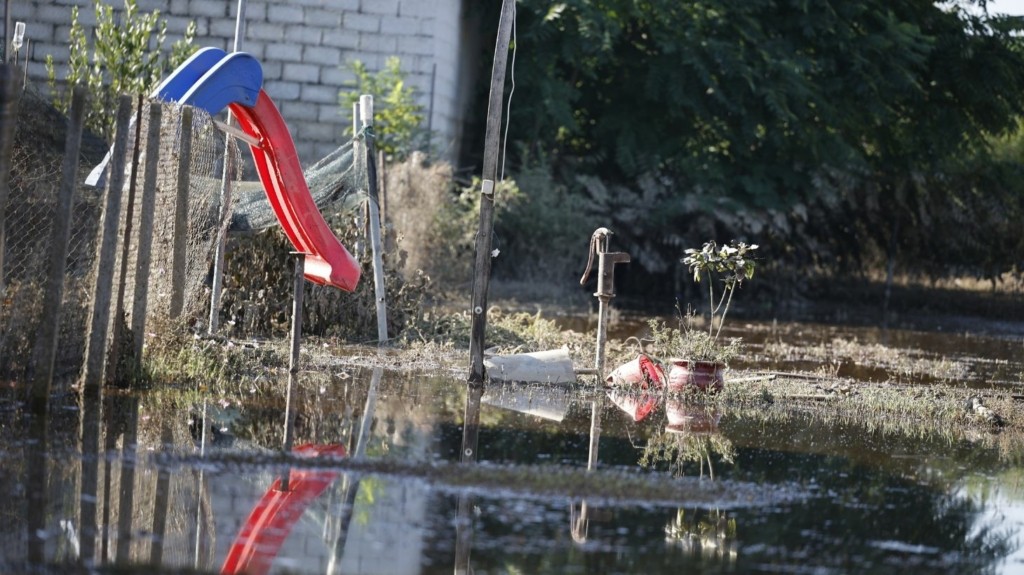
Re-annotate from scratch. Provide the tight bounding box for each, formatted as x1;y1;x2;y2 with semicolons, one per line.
469;0;516;385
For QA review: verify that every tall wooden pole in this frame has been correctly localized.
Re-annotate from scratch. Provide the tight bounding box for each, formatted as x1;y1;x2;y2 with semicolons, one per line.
29;86;86;411
468;0;515;385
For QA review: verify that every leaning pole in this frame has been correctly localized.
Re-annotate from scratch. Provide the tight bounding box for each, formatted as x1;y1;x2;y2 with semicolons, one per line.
468;0;515;385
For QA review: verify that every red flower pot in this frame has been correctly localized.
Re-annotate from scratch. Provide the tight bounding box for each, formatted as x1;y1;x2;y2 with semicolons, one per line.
667;359;725;393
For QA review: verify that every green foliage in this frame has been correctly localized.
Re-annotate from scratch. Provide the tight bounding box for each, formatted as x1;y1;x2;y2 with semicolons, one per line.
491;149;604;283
646;317;742;364
339;57;426;159
424;150;604;290
682;240;758;342
498;0;1024;283
45;0;197;141
639;427;735;479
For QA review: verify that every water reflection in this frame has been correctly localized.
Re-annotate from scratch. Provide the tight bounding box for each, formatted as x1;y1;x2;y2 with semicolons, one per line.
4;356;1023;573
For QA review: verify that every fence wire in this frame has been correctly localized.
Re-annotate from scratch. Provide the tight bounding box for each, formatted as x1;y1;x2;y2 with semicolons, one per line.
0;91;233;384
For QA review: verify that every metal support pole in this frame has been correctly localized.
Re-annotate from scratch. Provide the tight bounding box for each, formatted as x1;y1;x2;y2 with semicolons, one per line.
208;0;247;334
281;252;304;491
360;95;389;343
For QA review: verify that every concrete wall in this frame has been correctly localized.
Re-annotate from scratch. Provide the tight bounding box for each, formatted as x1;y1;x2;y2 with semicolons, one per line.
7;0;474;165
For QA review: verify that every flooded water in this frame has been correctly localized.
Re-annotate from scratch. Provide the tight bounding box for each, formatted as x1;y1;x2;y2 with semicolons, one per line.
2;317;1024;574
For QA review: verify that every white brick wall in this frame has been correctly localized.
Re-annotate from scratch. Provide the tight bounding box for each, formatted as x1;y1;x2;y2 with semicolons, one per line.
9;0;475;165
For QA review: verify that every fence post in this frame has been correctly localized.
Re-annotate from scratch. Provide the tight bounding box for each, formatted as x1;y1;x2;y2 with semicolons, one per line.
469;0;516;384
0;64;21;296
28;86;86;411
281;252;304;491
360;95;389;344
131;102;162;362
169;106;193;319
81;95;133;392
107;94;145;385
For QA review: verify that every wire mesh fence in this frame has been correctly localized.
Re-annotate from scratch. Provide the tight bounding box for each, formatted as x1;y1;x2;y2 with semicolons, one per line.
1;74;441;389
0;86;234;385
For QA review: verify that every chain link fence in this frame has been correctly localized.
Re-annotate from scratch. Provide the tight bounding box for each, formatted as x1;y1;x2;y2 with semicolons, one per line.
0;86;230;385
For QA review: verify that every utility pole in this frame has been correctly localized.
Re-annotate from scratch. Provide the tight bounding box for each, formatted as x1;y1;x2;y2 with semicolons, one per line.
468;0;515;385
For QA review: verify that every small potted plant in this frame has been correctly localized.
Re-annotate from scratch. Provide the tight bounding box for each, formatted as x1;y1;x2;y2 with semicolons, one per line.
658;240;758;392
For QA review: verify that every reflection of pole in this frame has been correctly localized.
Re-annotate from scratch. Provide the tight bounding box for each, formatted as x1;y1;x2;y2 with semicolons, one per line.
115;397;140;564
149;414;173;565
468;0;516;384
461;384;483;463
192;401;207;570
355;367;382;459
327;367;383;573
78;384;102;567
26;413;48;565
574;394;605;544
281;253;305;491
455;383;484;573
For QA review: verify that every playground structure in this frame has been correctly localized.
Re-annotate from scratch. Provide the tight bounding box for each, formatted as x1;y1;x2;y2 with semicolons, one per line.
0;44;389;386
154;47;360;291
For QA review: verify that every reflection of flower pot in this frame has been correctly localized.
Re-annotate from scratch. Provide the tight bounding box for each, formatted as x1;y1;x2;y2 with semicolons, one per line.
607;389;659;422
665;400;721;434
667;359;725;393
606;354;665;390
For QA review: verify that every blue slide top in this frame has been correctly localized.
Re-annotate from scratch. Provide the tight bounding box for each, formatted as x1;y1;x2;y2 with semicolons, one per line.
154;47;263;115
153;47;227;102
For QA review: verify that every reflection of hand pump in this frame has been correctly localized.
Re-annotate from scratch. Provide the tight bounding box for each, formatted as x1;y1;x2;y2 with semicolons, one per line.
11;22;25;58
579;227;630;381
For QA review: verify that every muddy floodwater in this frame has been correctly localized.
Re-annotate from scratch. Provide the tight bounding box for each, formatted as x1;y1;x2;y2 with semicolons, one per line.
2;316;1024;574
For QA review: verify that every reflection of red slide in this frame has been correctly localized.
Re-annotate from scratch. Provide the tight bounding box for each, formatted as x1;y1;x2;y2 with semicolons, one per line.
221;444;346;575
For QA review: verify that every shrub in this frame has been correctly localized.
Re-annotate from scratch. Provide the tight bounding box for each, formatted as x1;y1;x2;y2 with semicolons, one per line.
45;0;197;141
339;56;426;160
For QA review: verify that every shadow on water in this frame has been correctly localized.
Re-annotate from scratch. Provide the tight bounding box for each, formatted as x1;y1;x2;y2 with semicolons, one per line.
2;324;1023;573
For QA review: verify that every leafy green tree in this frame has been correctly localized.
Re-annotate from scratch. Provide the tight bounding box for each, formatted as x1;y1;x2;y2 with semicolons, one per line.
45;0;197;141
495;0;1024;284
339;56;426;159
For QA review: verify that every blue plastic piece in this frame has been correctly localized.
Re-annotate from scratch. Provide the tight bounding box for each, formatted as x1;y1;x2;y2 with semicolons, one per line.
153;47;228;102
177;52;263;115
